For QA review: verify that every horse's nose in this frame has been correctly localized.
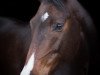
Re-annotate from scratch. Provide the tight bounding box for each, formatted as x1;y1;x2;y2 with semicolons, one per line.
30;43;39;51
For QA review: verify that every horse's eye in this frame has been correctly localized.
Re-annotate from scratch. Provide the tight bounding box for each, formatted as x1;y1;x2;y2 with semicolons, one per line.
52;23;64;32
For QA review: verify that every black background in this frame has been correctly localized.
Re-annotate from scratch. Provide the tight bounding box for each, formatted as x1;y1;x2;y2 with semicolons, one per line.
0;0;40;22
0;0;99;75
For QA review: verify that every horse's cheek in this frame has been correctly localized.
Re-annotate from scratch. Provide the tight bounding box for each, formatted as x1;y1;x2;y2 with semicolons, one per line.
33;53;60;75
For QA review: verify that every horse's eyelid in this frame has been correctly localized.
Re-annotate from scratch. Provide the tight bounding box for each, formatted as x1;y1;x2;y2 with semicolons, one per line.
51;23;64;32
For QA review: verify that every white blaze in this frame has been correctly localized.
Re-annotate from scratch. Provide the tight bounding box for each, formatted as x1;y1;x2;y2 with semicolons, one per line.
20;53;35;75
41;12;49;22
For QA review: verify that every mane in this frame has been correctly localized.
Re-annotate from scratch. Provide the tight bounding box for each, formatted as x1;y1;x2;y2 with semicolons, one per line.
50;0;67;15
48;0;64;8
40;0;66;10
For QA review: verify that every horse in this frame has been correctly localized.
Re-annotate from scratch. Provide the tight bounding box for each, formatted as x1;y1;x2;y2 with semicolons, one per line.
0;0;97;75
20;0;97;75
0;17;32;75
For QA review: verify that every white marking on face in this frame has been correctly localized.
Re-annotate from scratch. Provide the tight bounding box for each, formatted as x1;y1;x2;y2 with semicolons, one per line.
20;53;35;75
41;12;49;22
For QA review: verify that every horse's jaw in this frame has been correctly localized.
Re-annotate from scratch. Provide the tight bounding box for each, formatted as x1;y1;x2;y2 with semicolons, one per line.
33;52;60;75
